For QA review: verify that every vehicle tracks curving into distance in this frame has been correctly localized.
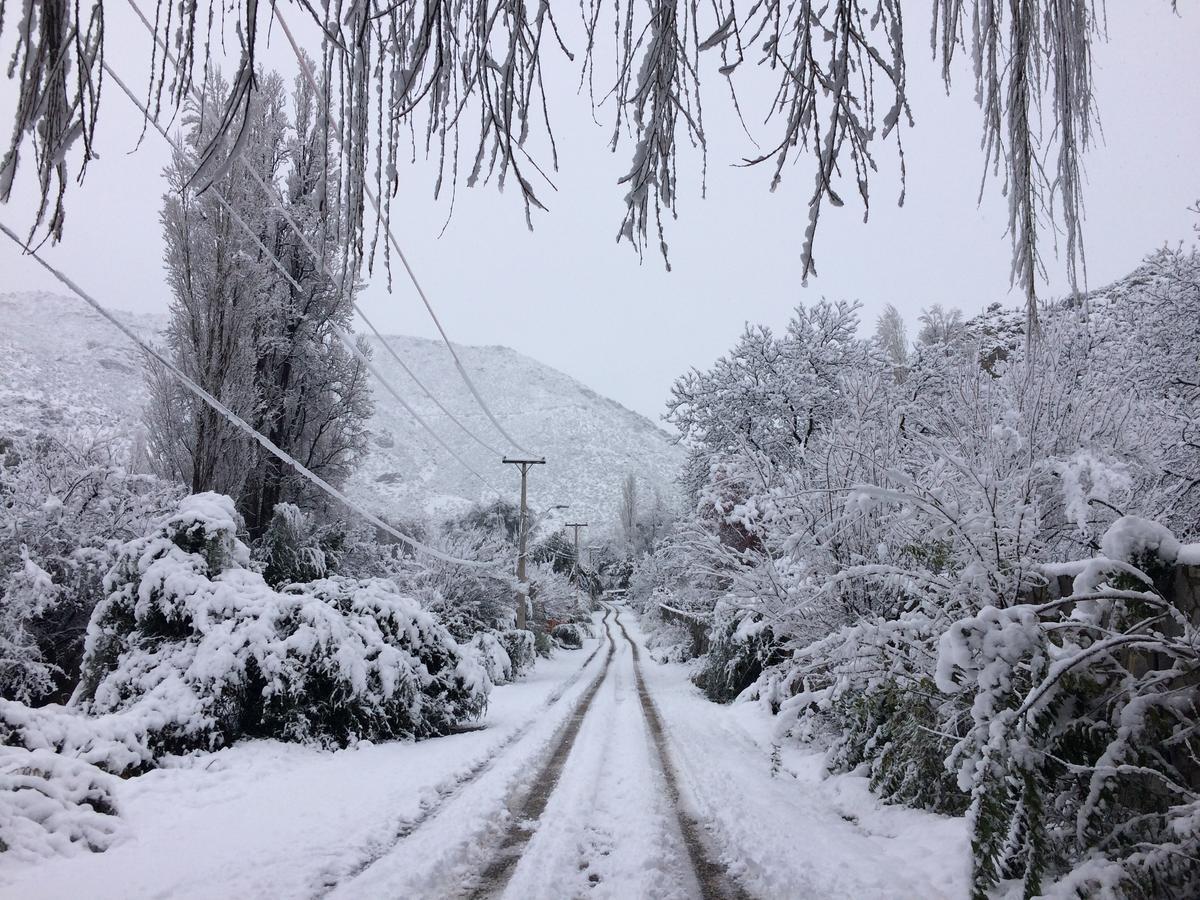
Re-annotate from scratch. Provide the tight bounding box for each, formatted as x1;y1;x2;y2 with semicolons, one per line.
470;604;749;900
315;609;616;896
327;604;749;899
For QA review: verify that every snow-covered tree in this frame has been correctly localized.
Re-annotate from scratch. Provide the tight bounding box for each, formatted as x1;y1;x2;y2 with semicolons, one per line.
619;473;639;549
916;304;968;349
873;304;908;378
643;262;1200;887
237;67;373;535
146;67;371;535
145;70;270;500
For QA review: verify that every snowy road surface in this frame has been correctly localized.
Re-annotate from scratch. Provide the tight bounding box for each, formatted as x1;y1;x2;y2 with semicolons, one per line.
0;607;968;899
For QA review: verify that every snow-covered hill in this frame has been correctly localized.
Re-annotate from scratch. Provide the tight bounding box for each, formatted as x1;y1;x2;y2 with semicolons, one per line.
0;291;683;532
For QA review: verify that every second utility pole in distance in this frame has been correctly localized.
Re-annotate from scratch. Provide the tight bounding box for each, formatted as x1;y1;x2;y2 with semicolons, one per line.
503;456;545;630
565;522;588;574
565;521;588;612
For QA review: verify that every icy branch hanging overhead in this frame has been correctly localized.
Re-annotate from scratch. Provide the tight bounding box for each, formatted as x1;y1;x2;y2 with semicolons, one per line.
932;0;1102;325
0;0;1111;318
0;0;105;245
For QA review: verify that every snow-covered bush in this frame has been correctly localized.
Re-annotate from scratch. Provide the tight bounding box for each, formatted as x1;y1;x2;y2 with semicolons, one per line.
468;631;514;686
0;551;56;703
693;609;783;703
253;502;338;587
499;629;536;678
528;561;590;626
550;623;583;649
823;677;967;816
0;425;179;704
642;614;695;664
0;690;200;776
0;747;121;861
937;519;1200;899
397;526;515;642
62;492;487;761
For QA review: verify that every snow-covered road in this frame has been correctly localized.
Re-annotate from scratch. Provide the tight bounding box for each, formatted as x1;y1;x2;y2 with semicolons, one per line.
0;607;968;899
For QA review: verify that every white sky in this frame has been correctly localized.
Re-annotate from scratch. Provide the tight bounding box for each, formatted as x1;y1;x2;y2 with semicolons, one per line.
1;3;1197;423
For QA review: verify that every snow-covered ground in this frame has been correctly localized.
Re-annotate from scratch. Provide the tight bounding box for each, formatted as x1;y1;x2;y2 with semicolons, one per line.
627;614;970;899
0;608;968;899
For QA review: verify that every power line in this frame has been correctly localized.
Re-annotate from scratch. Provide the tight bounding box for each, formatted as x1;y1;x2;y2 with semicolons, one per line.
353;313;506;459
101;62;502;495
122;0;535;460
0;220;496;570
269;4;538;458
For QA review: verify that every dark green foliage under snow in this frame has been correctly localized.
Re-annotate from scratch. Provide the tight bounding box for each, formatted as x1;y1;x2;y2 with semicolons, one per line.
2;493;489;778
692;613;783;704
551;623;584;649
824;680;967;816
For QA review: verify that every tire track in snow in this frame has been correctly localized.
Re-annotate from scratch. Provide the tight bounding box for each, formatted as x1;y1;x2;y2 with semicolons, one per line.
314;608;615;896
465;611;619;898
506;608;696;900
612;606;752;900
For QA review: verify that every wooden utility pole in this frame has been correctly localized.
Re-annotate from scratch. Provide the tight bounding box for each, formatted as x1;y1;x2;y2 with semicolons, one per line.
565;522;588;573
503;457;545;629
565;521;588;611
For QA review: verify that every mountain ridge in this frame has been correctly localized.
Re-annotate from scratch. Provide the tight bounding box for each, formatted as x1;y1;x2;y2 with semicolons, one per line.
0;291;683;536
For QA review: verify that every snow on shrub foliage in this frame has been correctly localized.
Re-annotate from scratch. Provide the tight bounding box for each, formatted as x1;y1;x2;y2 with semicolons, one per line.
468;632;514;686
935;520;1200;898
254;502;343;588
550;623;583;649
0;425;180;705
0;747;121;861
499;629;536;679
46;492;488;766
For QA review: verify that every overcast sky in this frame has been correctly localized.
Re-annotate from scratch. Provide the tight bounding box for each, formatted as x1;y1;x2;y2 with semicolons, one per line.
2;3;1197;423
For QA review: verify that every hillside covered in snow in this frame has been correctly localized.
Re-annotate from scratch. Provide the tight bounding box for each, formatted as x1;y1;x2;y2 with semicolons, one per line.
0;291;683;532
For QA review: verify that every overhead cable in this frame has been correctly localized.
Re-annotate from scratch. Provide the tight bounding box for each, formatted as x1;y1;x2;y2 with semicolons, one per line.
270;3;538;458
102;62;503;494
0;220;496;570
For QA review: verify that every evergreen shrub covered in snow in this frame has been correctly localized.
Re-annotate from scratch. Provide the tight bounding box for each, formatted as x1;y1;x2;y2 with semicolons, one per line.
824;677;967;816
693;611;782;703
550;623;584;649
499;629;537;678
468;631;515;686
0;747;121;861
253;502;341;588
938;519;1200;899
60;492;487;762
